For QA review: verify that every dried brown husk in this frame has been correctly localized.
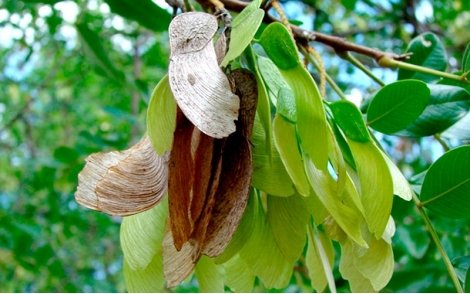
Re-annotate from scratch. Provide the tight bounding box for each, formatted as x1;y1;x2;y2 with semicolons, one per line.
162;231;198;288
202;70;258;256
168;12;239;138
75;136;168;216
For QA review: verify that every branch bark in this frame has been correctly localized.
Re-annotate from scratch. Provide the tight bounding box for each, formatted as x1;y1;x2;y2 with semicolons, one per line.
196;0;408;62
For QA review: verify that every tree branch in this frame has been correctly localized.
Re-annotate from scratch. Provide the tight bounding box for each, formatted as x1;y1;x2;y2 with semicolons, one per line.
196;0;409;62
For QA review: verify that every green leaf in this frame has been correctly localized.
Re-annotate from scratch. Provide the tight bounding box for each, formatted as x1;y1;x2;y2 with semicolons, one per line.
420;146;470;219
453;256;470;282
398;32;447;82
330;100;370;142
120;198;168;270
257;55;290;106
103;0;171;32
267;194;309;264
239;193;293;289
272;115;310;196
462;42;470;73
465;266;470;292
304;157;366;246
306;229;335;292
76;21;124;82
124;253;165;292
259;23;300;70
195;256;224;293
221;0;264;66
367;80;430;134
53;146;79;164
223;254;255;292
442;111;470;142
251;115;295;196
260;23;329;169
397;84;470;137
348;141;393;238
146;75;177;155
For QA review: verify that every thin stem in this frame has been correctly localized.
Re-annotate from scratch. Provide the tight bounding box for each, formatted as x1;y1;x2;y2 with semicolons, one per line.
412;193;464;293
302;47;347;100
379;56;470;84
341;52;385;86
434;134;450;152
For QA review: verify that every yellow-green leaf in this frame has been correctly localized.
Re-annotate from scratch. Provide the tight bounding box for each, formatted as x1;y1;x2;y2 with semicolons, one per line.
147;75;177;155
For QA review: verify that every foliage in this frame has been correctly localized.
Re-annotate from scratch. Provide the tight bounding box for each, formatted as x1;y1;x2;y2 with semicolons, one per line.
1;0;469;292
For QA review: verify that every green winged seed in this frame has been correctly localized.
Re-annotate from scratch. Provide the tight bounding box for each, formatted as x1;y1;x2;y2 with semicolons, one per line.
330;100;370;142
260;23;300;70
273;115;309;195
277;87;297;123
146;75;177;155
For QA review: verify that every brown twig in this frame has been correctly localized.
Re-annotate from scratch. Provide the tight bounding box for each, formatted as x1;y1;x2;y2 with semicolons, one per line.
195;0;409;62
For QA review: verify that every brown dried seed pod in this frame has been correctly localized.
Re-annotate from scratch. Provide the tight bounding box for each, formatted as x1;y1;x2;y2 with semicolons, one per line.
75;136;168;216
168;12;239;138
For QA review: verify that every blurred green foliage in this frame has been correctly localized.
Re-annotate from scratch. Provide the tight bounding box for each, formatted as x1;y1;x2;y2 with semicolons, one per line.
0;0;469;292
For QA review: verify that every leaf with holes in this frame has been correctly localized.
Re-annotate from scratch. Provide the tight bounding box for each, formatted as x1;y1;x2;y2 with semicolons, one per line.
398;32;447;82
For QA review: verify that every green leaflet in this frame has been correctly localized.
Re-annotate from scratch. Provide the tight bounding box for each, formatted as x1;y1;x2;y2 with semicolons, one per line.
223;254;256;292
195;256;225;293
367;80;430;134
420;145;470;219
260;23;329;170
330;100;370;142
251;115;295;196
272;115;310;196
397;84;470;137
257;55;290;106
267;194;310;264
124;253;165;292
120;197;168;270
348;141;393;238
381;151;413;201
221;0;264;67
239;193;293;289
146;75;177;155
304;157;366;247
306;228;335;292
398;32;447;82
215;191;255;264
